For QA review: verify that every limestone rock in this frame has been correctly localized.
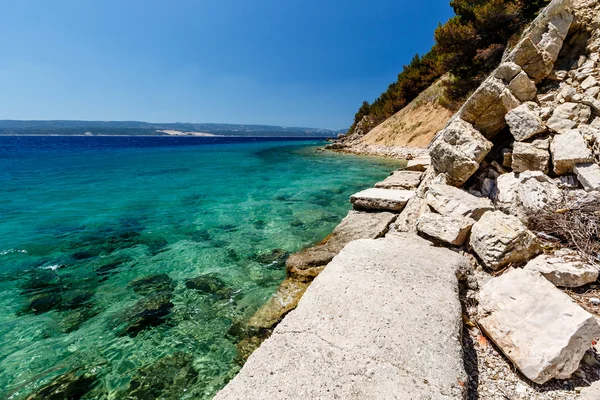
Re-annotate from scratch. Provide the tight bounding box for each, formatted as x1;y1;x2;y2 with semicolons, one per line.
459;78;521;138
375;170;423;190
469;211;541;270
509;37;555;83
505;102;546;141
428;118;493;186
574;162;600;191
551;129;594;175
581;381;600;400
547;103;592;133
582;76;598;90
416;213;475;246
495;171;563;222
511;138;551;173
478;268;600;384
508;71;538;102
215;235;469;399
393;194;430;234
495;62;522;82
525;249;599;288
405;156;430;172
426;184;494;220
350;188;414;212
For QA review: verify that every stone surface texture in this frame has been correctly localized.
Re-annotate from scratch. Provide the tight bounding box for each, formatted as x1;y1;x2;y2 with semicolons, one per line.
478;268;600;384
574;162;600;191
551;129;594;175
374;170;423;190
470;211;542;270
511;138;551;173
525;249;599;288
350;188;415;212
416;212;475;246
215;235;469;400
426;183;494;220
428;118;493;186
547;103;592;133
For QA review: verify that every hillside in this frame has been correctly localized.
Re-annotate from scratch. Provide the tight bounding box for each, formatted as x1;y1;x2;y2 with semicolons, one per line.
0;120;343;137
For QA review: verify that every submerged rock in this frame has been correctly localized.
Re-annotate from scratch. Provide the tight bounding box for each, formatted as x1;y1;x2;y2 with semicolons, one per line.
120;352;198;400
251;249;289;268
124;293;174;337
185;273;232;299
25;370;98;400
26;292;62;315
129;274;175;296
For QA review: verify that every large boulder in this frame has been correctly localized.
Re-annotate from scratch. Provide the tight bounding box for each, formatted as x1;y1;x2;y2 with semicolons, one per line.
215;235;469;399
505;102;546;141
574;162;600;191
428;118;493;186
350;188;414;212
550;129;594;175
547;103;592;134
495;171;563;223
458;78;521;138
375;170;423;190
511;138;551;174
426;184;494;220
416;213;475;246
525;249;599;288
478;268;600;384
470;211;541;270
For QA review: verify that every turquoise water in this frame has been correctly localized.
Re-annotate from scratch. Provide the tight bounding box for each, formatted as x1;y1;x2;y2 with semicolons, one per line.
0;136;401;399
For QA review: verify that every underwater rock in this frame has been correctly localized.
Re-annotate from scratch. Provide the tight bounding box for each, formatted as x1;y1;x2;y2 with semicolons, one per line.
59;290;94;311
20;269;61;295
25;370;98;400
59;307;99;333
124;293;174;337
120;352;198;400
185;273;232;299
129;274;175;296
26;292;62;314
251;249;289;268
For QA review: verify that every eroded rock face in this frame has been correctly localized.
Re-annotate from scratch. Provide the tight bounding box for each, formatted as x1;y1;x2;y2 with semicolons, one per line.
459;78;521;138
426;184;494;220
416;212;475;246
495;171;563;223
511;139;551;174
525;249;599;287
350;188;415;212
428;118;493;186
551;129;594;175
505;102;546;141
508;71;538;102
470;211;541;270
478;268;600;384
375;170;423;190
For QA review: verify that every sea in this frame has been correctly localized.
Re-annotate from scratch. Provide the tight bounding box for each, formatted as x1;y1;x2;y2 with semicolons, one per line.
0;136;401;399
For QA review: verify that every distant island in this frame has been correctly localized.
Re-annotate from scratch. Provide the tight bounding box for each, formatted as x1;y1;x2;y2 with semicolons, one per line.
0;120;346;138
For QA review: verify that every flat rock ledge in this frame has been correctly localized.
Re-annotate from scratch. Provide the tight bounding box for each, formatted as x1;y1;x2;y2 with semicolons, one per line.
350;188;415;212
215;235;469;399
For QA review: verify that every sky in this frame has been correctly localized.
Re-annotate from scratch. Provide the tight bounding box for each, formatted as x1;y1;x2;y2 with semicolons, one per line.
0;0;454;130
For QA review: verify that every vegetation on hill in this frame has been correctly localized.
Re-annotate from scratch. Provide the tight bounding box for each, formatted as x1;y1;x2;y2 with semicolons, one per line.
347;0;550;136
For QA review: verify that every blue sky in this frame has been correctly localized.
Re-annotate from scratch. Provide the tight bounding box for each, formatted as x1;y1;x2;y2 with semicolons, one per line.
0;0;453;130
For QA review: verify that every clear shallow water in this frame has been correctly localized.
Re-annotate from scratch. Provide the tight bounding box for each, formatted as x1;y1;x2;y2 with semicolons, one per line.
0;136;401;399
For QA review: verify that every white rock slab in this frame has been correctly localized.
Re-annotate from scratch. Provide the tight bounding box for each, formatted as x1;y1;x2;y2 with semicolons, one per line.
405;156;430;172
525;249;599;288
574;163;600;191
426;184;494;220
505;102;546;141
508;71;537;102
512;139;551;173
547;103;592;134
470;211;541;270
375;170;423;190
417;212;475;246
350;188;415;212
551;129;594;175
478;268;600;384
215;235;469;399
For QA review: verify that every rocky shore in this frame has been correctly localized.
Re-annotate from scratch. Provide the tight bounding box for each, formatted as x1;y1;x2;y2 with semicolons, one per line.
217;0;600;398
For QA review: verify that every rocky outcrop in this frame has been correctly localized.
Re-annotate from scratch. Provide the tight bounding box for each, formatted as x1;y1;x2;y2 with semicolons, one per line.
505;102;546;141
428;118;493;186
550;129;595;174
374;170;422;190
478;268;600;384
525;249;599;287
215;235;469;400
350;188;414;211
470;211;542;270
416;212;475;246
511;138;551;173
426;184;494;220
